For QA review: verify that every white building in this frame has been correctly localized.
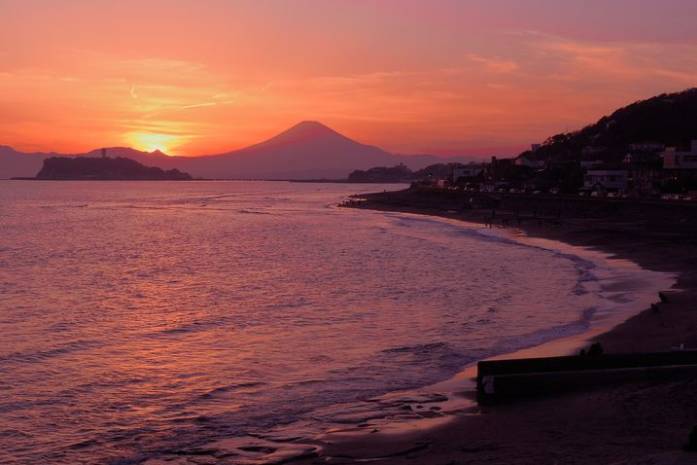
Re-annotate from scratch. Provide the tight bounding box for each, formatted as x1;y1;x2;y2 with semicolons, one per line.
662;140;697;170
584;170;628;192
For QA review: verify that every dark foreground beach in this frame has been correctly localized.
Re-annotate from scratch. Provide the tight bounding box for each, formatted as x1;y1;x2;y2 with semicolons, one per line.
292;189;697;465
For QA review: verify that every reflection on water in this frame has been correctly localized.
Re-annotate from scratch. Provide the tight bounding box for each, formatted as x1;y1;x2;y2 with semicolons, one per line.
0;181;663;464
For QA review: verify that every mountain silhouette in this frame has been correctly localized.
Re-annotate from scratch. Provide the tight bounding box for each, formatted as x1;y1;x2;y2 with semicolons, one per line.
184;120;430;179
1;122;455;179
0;145;58;179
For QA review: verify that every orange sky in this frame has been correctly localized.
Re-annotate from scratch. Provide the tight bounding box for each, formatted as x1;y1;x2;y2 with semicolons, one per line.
2;0;697;157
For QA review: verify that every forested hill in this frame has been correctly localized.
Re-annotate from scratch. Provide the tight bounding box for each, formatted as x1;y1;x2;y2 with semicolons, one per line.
523;88;697;162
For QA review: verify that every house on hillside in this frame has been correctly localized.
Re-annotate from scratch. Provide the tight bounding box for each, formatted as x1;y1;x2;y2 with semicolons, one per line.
584;168;628;193
624;152;663;167
487;156;517;178
624;145;664;195
629;143;665;152
662;141;697;170
515;154;546;169
453;164;485;182
580;160;604;170
582;146;608;156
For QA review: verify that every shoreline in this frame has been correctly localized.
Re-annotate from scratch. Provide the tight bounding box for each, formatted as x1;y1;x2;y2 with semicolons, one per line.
135;187;697;465
292;190;697;464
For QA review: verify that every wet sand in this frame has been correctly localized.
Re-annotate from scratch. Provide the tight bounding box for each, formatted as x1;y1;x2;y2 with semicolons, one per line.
295;190;697;465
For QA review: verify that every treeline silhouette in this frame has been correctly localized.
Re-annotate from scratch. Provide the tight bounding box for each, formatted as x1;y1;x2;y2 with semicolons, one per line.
348;163;463;182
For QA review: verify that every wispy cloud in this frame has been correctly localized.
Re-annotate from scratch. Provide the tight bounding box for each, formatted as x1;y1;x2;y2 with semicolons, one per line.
465;53;519;73
179;99;237;110
179;102;217;110
516;31;697;85
3;27;697;156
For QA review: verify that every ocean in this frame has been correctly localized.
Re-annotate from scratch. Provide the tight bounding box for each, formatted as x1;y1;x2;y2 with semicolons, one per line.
0;181;670;464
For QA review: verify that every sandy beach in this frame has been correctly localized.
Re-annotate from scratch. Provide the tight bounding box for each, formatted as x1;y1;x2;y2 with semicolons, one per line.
290;190;697;465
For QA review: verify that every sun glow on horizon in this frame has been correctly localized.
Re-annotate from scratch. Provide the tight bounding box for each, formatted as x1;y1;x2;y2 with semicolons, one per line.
2;0;697;156
127;132;182;155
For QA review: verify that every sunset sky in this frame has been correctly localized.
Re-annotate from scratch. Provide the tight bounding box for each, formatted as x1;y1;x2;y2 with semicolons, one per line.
2;0;697;157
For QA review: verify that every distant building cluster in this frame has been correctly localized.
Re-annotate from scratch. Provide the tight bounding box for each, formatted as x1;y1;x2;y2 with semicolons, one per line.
420;139;697;201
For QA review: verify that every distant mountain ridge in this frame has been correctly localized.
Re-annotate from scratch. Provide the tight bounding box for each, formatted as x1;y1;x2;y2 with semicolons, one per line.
1;121;462;180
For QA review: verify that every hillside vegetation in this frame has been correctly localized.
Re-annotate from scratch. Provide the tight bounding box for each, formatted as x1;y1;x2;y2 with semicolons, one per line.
523;88;697;163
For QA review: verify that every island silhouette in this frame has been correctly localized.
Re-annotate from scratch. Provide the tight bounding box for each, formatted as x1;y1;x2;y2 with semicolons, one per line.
30;156;192;181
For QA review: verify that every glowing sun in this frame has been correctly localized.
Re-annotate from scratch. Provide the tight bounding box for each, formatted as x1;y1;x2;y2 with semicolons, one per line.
127;132;180;154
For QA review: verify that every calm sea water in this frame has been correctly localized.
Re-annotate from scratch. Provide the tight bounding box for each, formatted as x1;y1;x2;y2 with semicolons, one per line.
0;181;666;464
